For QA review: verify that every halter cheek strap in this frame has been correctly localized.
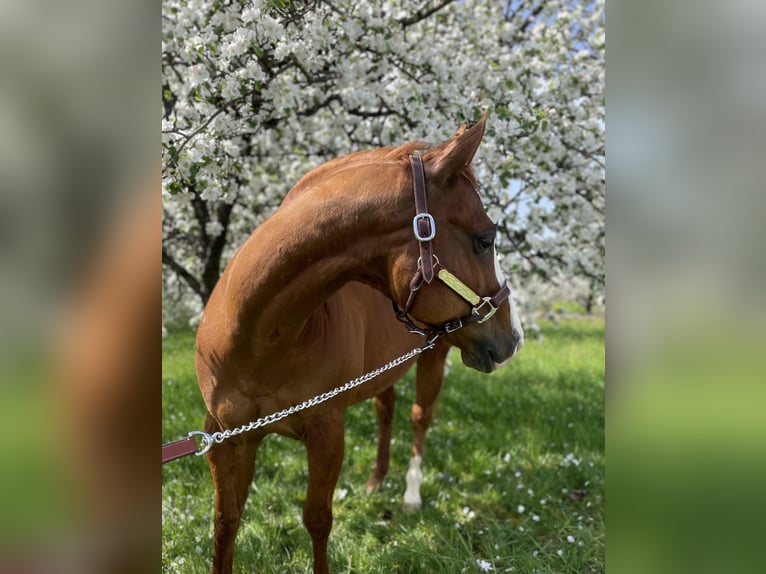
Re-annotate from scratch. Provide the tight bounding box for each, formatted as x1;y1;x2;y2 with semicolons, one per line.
410;151;435;283
393;155;511;338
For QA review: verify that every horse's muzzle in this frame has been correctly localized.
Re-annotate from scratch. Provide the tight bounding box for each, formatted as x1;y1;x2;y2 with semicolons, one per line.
461;327;523;373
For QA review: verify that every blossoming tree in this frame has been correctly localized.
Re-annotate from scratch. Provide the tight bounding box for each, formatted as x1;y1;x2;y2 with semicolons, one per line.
162;0;604;323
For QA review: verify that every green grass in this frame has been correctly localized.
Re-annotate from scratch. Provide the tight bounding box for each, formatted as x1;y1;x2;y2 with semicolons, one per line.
162;317;604;573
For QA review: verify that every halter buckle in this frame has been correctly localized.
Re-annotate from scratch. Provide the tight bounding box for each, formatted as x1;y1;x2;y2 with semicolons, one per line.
473;297;499;324
412;213;436;242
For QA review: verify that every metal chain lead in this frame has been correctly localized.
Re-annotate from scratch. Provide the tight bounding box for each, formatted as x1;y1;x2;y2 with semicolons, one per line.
191;336;440;456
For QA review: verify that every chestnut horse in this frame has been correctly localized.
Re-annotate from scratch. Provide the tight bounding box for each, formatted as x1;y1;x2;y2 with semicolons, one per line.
196;113;523;573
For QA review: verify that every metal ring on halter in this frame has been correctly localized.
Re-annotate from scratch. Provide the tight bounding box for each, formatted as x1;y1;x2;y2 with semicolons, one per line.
412;213;436;241
422;332;442;350
472;297;500;324
415;254;440;278
416;254;440;266
189;430;214;456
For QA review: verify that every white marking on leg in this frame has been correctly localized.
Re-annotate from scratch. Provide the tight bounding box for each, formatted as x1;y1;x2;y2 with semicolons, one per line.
403;455;423;509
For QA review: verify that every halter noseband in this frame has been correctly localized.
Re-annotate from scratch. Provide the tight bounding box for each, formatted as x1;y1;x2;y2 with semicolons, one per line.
393;154;512;339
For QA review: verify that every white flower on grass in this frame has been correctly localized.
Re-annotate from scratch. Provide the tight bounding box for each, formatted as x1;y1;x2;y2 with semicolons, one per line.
517;504;525;513
462;506;476;520
563;452;581;467
531;514;540;522
567;535;575;543
335;488;348;501
556;549;564;557
477;558;493;572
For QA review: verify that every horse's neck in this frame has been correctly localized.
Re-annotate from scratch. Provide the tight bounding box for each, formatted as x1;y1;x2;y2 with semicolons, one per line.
215;188;407;350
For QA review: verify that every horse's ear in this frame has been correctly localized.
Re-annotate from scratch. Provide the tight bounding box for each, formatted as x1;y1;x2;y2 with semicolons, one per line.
424;110;488;183
452;124;468;138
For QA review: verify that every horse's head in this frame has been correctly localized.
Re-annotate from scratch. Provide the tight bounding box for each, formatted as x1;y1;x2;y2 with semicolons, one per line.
390;112;523;372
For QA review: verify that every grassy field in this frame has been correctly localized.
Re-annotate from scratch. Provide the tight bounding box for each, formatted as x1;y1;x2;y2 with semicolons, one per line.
162;317;604;573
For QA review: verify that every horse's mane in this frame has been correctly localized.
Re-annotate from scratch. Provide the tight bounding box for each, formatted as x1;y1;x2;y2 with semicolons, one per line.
282;140;477;206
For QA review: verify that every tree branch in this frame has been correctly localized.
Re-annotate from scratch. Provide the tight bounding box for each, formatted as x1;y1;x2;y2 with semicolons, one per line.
200;199;237;302
162;247;203;301
399;0;456;28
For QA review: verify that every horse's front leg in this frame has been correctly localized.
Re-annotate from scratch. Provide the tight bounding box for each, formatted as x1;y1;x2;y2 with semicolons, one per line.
366;384;396;494
205;413;262;574
303;410;345;574
404;340;450;511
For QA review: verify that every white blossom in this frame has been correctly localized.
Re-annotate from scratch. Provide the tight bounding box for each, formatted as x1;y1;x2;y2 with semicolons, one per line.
205;221;223;237
186;64;209;87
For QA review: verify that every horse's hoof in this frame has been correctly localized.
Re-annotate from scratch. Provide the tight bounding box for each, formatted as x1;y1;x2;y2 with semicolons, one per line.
402;500;421;513
365;478;382;495
402;489;422;512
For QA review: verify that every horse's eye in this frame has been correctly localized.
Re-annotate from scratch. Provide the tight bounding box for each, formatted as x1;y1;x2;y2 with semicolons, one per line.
474;235;494;254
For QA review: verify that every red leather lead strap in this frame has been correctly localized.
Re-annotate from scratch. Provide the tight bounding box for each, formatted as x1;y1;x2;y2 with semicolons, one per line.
162;435;199;463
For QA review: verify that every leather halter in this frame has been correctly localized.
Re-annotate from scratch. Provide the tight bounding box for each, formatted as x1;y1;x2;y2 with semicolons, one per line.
393;154;512;338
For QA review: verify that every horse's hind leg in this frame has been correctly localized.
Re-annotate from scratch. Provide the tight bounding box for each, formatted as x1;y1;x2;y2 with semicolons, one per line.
366;384;396;494
205;413;262;574
303;412;345;574
404;340;450;511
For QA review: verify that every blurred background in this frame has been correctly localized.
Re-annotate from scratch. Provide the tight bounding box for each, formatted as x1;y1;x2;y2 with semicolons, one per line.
608;1;766;572
0;0;156;572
